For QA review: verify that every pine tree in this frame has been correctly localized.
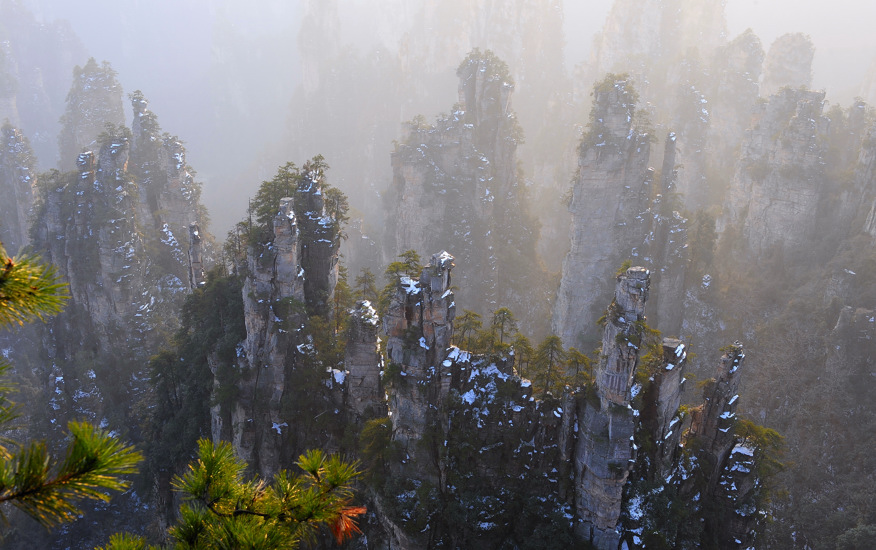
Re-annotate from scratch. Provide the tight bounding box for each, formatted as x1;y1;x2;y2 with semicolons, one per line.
512;333;535;379
455;310;483;351
490;307;518;346
353;267;379;304
101;441;364;549
566;347;593;388
378;250;422;315
0;243;142;528
532;335;568;395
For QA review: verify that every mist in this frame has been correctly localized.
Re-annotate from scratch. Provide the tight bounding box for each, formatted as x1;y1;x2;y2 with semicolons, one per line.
2;0;876;548
10;0;876;239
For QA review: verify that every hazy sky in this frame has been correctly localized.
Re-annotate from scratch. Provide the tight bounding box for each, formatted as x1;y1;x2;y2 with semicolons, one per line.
16;0;876;234
563;0;876;102
725;0;876;100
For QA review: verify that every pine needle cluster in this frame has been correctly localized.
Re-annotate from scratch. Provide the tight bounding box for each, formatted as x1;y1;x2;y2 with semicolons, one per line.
104;441;364;549
0;242;142;530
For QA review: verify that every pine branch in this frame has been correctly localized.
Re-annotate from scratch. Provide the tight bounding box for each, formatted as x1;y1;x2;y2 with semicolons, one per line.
0;244;69;328
0;421;142;527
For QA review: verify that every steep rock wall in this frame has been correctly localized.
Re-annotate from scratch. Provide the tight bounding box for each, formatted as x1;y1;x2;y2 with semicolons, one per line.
222;162;343;477
0;124;37;254
388;50;549;328
553;76;651;348
57;58;125;171
367;258;768;549
721;88;829;259
761;33;815;98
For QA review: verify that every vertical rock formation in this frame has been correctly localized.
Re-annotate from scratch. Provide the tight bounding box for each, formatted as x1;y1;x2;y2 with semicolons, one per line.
646;338;689;473
28;86;212;447
0;1;87;165
57;58;125;171
640;135;688;336
188;223;205;288
223;159;343;476
721;88;829;259
685;344;761;547
589;0;726;79
129;90;210;290
761;33;815;98
384;251;456;469
621;341;765;548
706;30;765;184
0;123;37;254
388;50;548;327
553;76;652;348
689;344;745;481
854;123;876;239
594;267;650;408
230;197;306;475
345;300;383;422
573;267;647;548
377;251;580;548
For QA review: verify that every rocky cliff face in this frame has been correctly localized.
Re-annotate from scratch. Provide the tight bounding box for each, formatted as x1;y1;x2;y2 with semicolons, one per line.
287;2;569;278
720;88;829;259
388;50;550;329
363;258;768;549
0;123;37;254
57;58;125;171
0;1;87;165
217;160;343;477
573;267;648;548
761;33;815;98
553;76;651;348
27;85;210;448
705;30;765;185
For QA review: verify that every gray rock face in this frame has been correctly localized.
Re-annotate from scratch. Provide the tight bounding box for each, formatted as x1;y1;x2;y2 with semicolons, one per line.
573;267;648;547
857;125;876;239
341;257;771;548
384;252;456;469
388;50;548;326
0;124;36;254
721;88;829;259
692;344;745;475
596;267;650;407
0;2;87;165
229;198;306;475
25;90;211;462
639;136;689;336
553;77;651;348
225;163;343;476
589;0;727;80
58;59;125;171
761;33;815;98
130;91;209;282
345;300;383;422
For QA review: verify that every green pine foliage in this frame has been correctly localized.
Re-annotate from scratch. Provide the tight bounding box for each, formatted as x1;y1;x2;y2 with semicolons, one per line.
531;335;567;395
0;243;141;530
102;441;364;550
0;422;141;528
146;267;245;482
353;267;379;304
378;250;422;315
0;243;68;327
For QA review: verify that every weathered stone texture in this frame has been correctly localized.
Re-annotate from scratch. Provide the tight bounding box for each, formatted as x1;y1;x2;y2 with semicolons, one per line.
761;33;815;98
58;58;125;171
553;77;651;348
345;300;383;421
721;88;829;258
0;124;36;254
